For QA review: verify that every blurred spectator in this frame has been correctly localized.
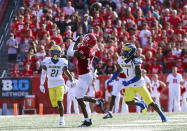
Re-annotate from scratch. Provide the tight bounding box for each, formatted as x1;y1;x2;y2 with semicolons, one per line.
148;58;163;74
144;51;154;71
172;43;182;58
95;61;104;75
22;63;33;77
177;60;185;74
103;59;117;75
168;10;181;29
6;33;19;65
23;53;36;71
136;47;145;60
143;42;157;56
64;1;75;16
142;0;151;17
167;66;184;112
11;63;22;77
139;23;151;49
164;49;177;73
35;45;46;65
151;74;167;108
81;14;90;34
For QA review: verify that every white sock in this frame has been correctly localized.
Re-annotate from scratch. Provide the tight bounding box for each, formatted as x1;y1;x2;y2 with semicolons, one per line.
85;118;90;122
60;116;64;121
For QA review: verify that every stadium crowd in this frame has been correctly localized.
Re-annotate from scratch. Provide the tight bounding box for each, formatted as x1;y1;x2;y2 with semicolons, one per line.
6;0;187;77
4;0;187;113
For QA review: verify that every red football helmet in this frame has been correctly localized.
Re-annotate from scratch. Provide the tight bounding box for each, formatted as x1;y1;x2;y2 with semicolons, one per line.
83;33;97;48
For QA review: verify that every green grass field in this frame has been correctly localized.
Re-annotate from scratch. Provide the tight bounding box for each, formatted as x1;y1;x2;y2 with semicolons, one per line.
0;112;187;131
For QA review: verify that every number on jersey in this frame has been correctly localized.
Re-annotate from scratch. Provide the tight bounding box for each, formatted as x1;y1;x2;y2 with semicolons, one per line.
51;69;59;77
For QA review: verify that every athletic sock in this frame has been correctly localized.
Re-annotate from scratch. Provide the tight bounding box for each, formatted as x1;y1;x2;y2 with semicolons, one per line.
85;118;90;122
159;112;166;121
60;116;64;121
136;101;145;109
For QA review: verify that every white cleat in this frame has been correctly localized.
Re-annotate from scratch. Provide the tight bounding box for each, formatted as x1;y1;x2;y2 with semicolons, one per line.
59;121;65;126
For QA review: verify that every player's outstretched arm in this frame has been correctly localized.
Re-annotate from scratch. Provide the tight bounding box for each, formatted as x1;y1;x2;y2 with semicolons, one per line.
67;40;84;58
107;65;122;85
63;66;74;82
40;65;47;93
122;65;141;86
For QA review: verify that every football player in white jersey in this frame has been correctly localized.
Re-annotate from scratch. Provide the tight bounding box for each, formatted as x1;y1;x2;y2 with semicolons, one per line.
40;45;75;126
106;43;167;122
151;74;166;109
166;66;184;112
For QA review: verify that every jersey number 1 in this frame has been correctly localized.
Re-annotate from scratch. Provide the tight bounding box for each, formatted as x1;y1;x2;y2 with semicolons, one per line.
51;69;58;77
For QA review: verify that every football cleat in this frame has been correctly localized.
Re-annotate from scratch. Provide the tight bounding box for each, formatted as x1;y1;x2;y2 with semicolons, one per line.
98;99;105;113
79;119;92;127
59;121;65;126
162;118;168;123
141;100;147;114
103;112;113;119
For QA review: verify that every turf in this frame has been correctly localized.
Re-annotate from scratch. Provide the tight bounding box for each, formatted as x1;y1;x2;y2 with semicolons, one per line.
0;112;187;131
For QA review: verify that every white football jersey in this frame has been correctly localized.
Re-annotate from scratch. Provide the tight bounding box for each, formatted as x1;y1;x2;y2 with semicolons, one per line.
118;56;145;88
166;73;183;88
42;57;68;88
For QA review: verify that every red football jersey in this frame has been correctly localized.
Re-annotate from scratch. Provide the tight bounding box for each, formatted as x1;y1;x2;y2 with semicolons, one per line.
77;46;95;75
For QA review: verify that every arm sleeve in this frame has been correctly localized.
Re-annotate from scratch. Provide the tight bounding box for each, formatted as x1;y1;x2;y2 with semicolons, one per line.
40;68;47;85
67;42;76;57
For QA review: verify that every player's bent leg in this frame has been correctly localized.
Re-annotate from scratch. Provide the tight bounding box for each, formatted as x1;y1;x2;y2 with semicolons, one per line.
149;102;167;122
103;95;116;119
76;98;92;127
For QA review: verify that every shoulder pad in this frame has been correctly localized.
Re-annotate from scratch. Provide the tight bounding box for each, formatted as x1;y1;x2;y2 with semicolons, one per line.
61;58;68;66
133;58;142;66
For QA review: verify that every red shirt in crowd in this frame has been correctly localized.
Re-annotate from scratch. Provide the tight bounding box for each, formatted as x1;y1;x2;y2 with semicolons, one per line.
168;16;181;29
164;53;177;70
148;64;162;74
15;22;25;37
11;69;22;77
92;16;104;27
22;69;33;77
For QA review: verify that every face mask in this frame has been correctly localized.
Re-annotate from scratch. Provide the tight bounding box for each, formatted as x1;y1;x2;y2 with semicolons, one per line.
10;36;14;39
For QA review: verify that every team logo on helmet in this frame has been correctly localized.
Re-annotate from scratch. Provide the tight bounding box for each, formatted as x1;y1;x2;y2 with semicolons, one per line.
50;45;62;60
83;33;97;48
121;43;136;59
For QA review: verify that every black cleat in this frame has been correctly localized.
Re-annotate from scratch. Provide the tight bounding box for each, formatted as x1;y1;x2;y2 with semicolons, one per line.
103;112;113;119
98;99;105;113
79;119;92;127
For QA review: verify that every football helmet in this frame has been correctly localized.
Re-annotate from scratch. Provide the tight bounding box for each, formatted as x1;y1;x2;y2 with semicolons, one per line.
121;43;136;60
83;33;97;48
50;45;62;60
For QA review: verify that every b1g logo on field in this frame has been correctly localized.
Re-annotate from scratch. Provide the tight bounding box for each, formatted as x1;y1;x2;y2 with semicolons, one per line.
2;79;29;91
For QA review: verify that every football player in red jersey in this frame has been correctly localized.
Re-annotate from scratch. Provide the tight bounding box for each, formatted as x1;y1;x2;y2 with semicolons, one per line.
67;33;105;127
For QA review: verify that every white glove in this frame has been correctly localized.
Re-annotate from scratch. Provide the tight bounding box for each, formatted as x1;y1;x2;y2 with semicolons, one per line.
40;85;45;93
